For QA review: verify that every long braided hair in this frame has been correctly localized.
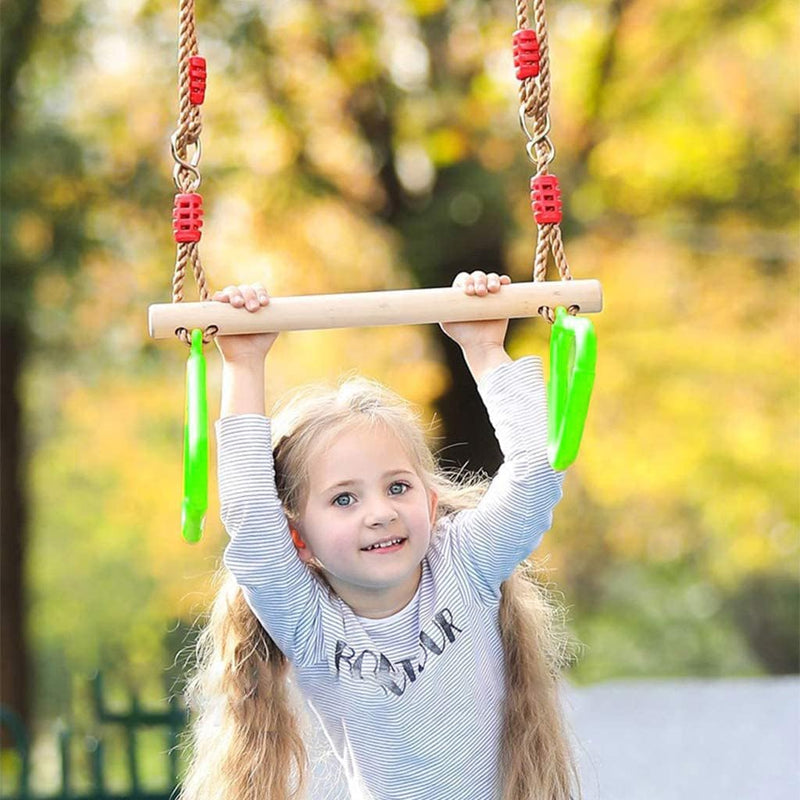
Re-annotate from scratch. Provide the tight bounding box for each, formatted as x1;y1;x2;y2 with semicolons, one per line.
180;378;579;799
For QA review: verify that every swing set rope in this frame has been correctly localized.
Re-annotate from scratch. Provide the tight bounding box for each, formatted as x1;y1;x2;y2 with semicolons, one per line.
155;0;601;541
155;0;599;343
515;0;575;321
170;0;214;345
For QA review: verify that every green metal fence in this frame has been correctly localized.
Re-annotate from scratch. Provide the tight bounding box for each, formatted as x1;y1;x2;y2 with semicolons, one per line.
1;673;187;800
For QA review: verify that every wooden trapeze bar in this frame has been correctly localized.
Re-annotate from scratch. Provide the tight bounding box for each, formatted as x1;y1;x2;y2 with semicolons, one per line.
148;279;603;339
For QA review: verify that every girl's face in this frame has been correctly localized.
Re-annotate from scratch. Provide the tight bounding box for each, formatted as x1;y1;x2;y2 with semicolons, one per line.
294;422;438;619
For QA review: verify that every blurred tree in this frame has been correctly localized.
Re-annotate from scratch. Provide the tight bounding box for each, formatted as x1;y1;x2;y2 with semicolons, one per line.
2;0;796;727
728;573;800;674
1;0;97;733
1;0;43;737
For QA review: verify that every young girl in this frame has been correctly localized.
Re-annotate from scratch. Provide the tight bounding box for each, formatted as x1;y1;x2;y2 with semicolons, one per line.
182;271;579;800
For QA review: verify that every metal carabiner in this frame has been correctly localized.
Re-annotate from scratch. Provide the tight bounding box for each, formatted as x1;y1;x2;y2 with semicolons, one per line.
182;328;208;542
547;306;597;470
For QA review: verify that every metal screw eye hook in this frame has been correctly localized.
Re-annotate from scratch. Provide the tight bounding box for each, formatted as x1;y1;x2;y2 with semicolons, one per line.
201;324;219;345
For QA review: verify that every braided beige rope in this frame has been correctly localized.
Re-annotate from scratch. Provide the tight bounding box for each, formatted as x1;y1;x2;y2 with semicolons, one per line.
531;0;551;125
171;0;213;344
167;0;573;338
174;0;202;165
516;0;574;321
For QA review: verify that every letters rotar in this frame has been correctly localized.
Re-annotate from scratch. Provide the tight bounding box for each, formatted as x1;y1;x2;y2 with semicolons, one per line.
334;609;464;697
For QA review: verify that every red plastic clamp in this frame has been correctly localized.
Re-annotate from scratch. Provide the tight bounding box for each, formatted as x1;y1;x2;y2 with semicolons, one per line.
189;56;207;105
530;175;562;225
513;29;540;80
173;193;204;242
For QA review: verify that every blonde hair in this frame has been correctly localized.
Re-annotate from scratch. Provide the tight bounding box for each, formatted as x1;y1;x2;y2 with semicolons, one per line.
181;377;579;800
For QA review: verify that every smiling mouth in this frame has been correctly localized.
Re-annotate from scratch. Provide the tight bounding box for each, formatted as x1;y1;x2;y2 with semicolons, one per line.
361;537;406;552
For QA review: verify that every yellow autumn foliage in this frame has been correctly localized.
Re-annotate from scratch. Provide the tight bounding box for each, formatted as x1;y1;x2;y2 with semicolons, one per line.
13;0;797;690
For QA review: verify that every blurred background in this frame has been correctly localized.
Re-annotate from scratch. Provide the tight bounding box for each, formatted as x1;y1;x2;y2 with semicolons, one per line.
1;0;798;795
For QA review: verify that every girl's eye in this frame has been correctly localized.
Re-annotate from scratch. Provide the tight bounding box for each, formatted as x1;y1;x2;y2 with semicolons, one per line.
388;482;409;496
332;493;355;507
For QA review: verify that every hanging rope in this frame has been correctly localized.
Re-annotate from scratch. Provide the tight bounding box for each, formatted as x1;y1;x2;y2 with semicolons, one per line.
514;0;575;323
165;0;578;339
170;0;215;345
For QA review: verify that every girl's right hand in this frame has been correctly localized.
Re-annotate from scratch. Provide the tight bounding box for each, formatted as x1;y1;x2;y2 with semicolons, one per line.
212;283;279;363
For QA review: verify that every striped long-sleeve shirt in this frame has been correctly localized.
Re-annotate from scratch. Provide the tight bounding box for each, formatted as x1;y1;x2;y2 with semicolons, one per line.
217;356;564;800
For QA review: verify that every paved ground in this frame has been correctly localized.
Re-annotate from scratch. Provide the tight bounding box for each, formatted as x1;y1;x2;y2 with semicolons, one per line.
308;676;800;798
567;676;800;800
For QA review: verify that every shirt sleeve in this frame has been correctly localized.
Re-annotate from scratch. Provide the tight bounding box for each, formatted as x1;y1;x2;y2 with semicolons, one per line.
444;356;565;600
216;414;323;664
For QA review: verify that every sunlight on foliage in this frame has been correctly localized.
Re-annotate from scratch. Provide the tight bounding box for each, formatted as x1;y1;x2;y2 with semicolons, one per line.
7;0;797;720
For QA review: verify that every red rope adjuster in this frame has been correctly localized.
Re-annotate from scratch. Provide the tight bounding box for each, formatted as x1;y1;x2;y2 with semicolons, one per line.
512;29;540;80
189;56;207;105
173;192;204;242
531;174;562;225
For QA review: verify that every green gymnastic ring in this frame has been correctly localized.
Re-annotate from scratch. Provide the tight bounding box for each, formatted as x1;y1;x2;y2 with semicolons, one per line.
182;328;208;543
548;307;597;471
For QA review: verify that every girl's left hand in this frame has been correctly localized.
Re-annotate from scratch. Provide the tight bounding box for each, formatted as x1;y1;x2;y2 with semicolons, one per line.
440;271;512;350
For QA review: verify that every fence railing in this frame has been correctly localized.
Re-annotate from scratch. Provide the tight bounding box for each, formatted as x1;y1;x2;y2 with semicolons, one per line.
1;672;187;800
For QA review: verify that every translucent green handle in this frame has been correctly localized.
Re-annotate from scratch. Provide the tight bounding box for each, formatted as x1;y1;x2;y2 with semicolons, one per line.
548;307;597;471
182;329;208;543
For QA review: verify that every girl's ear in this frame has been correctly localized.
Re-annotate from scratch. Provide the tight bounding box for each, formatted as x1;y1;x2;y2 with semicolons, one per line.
290;527;306;550
289;525;315;563
427;489;439;525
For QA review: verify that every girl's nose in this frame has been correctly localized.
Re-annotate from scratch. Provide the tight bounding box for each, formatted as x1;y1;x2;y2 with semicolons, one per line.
365;499;398;527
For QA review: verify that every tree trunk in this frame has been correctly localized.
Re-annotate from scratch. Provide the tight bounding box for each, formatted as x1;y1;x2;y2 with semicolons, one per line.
347;79;509;472
0;321;29;739
1;0;42;741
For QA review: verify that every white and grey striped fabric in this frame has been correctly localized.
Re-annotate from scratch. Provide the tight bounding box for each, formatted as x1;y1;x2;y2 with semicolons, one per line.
217;356;564;800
